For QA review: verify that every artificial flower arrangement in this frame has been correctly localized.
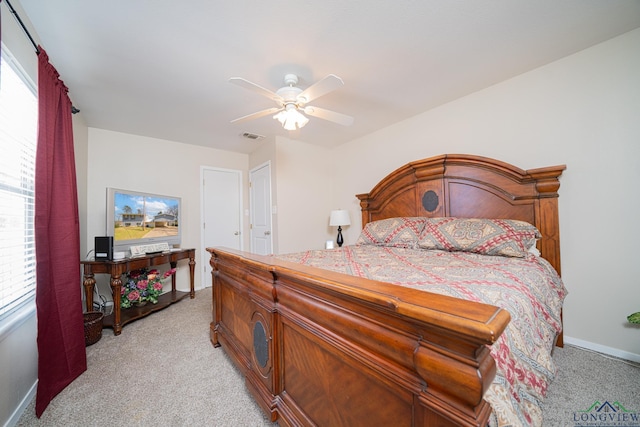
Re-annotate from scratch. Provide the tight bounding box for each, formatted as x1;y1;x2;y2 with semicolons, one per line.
121;267;176;308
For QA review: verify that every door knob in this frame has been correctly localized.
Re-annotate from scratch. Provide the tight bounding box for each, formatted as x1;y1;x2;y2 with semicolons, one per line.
234;231;240;235
264;231;271;235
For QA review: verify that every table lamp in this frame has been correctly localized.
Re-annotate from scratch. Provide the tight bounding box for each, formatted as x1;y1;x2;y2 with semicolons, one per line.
329;210;351;247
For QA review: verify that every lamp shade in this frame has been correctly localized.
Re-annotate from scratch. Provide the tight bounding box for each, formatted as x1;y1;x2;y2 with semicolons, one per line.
273;104;309;130
329;210;351;227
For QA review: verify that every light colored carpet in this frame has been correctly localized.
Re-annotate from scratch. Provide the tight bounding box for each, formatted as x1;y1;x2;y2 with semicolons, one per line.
542;343;640;427
16;287;640;426
17;288;276;427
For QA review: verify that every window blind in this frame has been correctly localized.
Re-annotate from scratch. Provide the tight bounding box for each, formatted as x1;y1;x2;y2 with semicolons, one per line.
0;46;37;320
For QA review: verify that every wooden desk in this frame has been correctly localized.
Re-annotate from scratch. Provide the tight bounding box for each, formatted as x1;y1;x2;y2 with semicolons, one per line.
81;248;195;335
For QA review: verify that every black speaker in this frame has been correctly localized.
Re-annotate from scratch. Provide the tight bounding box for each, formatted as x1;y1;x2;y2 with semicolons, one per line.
95;236;113;261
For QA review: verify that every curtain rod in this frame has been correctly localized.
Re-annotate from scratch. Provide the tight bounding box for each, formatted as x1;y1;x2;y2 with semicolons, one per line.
4;0;39;53
3;0;80;114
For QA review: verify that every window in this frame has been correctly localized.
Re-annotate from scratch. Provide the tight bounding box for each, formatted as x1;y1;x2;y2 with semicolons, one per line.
0;45;37;320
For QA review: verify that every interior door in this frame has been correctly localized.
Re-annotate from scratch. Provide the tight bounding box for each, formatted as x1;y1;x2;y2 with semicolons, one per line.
250;162;273;255
202;167;242;287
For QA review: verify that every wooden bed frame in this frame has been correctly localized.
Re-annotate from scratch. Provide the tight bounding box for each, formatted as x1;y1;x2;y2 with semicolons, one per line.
208;154;565;427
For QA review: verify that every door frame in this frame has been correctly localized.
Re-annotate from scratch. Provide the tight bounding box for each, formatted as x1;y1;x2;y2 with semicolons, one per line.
200;165;243;287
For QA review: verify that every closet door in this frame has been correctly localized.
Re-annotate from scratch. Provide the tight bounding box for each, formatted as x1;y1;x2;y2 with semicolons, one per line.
202;167;242;287
250;162;273;255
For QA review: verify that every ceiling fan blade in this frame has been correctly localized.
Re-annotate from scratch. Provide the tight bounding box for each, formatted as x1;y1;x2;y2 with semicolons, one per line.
229;77;282;102
230;107;282;124
303;106;354;126
297;74;344;104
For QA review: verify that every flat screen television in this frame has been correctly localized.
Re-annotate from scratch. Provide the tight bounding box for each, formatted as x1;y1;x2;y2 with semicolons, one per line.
106;188;182;254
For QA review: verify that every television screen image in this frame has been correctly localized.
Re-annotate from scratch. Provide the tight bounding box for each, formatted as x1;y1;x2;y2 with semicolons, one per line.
106;188;182;254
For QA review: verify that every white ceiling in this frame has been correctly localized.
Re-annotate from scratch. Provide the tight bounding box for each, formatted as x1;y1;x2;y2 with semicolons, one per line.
16;0;640;154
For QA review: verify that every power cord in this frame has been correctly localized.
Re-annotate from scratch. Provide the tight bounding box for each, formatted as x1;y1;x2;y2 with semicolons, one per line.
92;282;113;314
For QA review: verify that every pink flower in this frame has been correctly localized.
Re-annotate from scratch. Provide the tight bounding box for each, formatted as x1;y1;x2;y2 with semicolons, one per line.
121;287;125;295
153;282;163;291
137;279;148;290
163;269;176;278
127;290;140;301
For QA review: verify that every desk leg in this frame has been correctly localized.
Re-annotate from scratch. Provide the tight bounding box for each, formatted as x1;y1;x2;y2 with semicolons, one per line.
189;255;195;298
82;272;95;312
170;261;178;295
110;274;123;336
170;256;195;298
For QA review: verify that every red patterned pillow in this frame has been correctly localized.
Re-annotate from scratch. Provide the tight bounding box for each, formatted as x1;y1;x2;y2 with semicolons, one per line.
356;217;428;248
417;217;541;257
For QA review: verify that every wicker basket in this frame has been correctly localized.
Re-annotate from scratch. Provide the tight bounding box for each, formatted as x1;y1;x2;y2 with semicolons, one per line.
83;311;104;346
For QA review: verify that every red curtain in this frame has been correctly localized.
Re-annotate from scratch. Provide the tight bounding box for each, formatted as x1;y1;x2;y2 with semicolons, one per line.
34;47;86;417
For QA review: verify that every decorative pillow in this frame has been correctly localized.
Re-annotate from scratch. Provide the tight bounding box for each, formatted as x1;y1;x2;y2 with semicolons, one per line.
417;217;541;258
356;217;428;248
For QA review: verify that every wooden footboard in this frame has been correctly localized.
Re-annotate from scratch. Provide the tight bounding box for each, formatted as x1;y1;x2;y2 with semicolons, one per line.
208;247;510;427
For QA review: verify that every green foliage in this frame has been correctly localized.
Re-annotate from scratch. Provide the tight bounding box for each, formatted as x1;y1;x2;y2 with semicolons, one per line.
627;312;640;324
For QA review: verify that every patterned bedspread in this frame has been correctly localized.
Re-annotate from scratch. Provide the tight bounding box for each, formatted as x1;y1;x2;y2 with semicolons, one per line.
276;245;567;427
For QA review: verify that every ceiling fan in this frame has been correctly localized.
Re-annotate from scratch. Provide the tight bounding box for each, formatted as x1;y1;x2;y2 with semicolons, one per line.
229;74;354;131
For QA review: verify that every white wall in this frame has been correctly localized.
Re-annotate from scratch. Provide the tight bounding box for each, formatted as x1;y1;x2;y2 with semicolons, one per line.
248;135;336;255
330;28;640;360
86;128;249;294
74;116;90;258
0;306;37;426
274;137;334;254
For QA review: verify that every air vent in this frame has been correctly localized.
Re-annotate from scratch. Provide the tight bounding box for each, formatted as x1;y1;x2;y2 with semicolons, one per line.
242;132;265;140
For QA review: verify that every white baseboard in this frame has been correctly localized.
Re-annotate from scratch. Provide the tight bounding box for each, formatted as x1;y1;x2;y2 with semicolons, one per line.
3;380;36;427
564;336;640;364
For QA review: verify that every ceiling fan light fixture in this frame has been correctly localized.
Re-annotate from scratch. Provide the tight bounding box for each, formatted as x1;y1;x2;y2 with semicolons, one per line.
274;104;309;130
231;73;352;129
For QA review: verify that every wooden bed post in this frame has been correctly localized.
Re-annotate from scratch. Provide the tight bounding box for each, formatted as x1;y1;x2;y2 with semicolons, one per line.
527;165;565;276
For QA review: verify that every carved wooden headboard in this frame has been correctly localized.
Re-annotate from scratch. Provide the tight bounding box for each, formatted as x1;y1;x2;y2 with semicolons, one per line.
356;154;566;276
